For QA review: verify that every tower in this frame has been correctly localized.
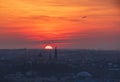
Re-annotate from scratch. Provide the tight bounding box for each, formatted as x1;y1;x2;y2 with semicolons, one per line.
54;47;58;60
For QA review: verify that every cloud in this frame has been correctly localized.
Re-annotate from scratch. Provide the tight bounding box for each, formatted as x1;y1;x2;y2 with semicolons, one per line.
33;39;68;44
19;15;85;23
44;0;114;7
21;0;114;7
21;15;50;20
113;0;120;8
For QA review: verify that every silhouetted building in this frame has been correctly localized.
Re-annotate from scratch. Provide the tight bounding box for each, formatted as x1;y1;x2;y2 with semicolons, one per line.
49;51;52;60
38;53;43;57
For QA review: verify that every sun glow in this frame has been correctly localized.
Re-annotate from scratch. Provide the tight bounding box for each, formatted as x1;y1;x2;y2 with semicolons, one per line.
45;45;53;50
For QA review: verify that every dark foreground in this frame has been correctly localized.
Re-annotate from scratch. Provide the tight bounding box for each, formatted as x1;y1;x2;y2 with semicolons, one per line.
0;49;120;82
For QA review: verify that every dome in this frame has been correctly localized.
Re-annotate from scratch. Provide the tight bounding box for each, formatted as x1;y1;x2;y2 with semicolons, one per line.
76;71;92;77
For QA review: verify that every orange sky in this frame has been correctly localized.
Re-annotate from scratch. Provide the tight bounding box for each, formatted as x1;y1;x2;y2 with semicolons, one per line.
0;0;120;50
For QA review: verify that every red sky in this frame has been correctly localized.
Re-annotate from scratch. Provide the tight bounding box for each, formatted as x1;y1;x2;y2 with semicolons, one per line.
0;0;120;50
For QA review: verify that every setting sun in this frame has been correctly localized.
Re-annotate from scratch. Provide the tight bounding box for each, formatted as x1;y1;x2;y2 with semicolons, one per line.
45;45;53;50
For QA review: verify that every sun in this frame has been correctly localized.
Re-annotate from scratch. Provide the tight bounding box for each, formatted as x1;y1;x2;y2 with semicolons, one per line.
45;45;53;50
